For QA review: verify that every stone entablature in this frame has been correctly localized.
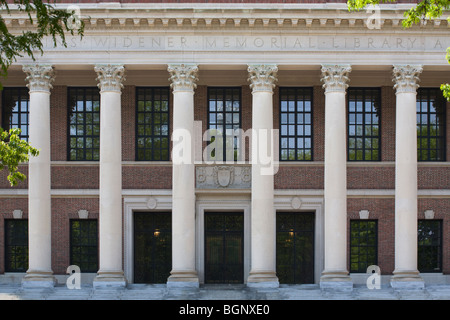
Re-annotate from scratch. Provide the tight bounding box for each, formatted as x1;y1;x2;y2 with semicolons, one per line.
4;3;449;67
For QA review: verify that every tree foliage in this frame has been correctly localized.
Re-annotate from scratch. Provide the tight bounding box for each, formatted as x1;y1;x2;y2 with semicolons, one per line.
0;0;85;85
0;128;39;186
347;0;450;100
0;1;84;185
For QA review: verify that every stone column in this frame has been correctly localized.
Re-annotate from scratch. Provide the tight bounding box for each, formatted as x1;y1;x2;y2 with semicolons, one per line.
319;64;353;291
21;65;56;288
391;65;424;289
93;64;127;288
167;64;199;288
246;64;279;288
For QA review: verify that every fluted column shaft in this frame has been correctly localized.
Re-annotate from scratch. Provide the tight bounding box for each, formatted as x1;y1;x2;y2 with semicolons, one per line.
246;64;279;288
22;65;56;288
167;64;199;288
391;65;424;289
93;64;127;288
320;64;353;291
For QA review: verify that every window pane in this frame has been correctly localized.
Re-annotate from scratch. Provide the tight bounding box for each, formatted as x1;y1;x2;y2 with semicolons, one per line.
347;88;381;161
349;220;378;273
418;220;442;272
207;88;241;162
136;87;170;161
5;219;29;272
1;88;30;141
68;87;100;161
416;88;446;161
70;220;98;273
279;88;313;161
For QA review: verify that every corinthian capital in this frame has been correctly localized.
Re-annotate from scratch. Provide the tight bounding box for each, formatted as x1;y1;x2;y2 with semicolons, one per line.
392;65;423;94
23;64;55;93
94;64;125;93
167;64;199;92
320;64;351;93
247;64;278;93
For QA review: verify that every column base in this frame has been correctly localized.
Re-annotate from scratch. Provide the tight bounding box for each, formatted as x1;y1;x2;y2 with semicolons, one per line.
246;271;279;289
390;270;424;290
21;270;56;288
167;270;199;289
320;270;353;292
93;271;127;289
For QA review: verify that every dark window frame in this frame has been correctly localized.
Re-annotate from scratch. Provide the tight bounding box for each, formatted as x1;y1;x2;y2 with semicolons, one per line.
135;87;171;161
67;87;101;161
1;87;30;141
206;87;242;162
347;87;381;161
4;219;28;272
416;88;447;162
349;219;378;273
418;219;442;273
279;87;314;161
69;219;99;273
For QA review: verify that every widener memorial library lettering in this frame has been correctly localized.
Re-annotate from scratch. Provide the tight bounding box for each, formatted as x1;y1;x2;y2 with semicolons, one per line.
0;1;449;292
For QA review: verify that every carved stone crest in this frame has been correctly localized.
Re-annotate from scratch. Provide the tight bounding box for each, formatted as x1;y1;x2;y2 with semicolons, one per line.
214;166;235;188
196;165;251;189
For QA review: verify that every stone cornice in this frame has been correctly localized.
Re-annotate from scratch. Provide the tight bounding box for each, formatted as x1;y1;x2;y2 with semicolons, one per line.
3;4;449;30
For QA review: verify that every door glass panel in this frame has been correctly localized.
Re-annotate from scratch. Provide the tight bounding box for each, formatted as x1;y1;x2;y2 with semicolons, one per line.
276;212;315;284
205;213;244;284
134;212;171;284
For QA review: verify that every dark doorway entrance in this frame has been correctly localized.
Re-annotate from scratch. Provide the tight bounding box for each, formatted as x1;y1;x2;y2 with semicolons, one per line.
276;212;315;284
204;212;244;284
134;212;171;283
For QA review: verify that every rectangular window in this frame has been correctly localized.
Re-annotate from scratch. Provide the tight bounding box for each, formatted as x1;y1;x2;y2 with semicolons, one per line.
418;219;442;272
136;87;170;161
1;87;30;141
207;87;241;162
70;219;98;273
5;219;28;272
279;87;313;161
417;88;446;161
350;220;378;273
348;88;381;161
68;87;101;161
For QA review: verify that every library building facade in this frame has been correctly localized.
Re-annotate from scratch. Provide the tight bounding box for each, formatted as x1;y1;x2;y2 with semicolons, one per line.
0;1;449;291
